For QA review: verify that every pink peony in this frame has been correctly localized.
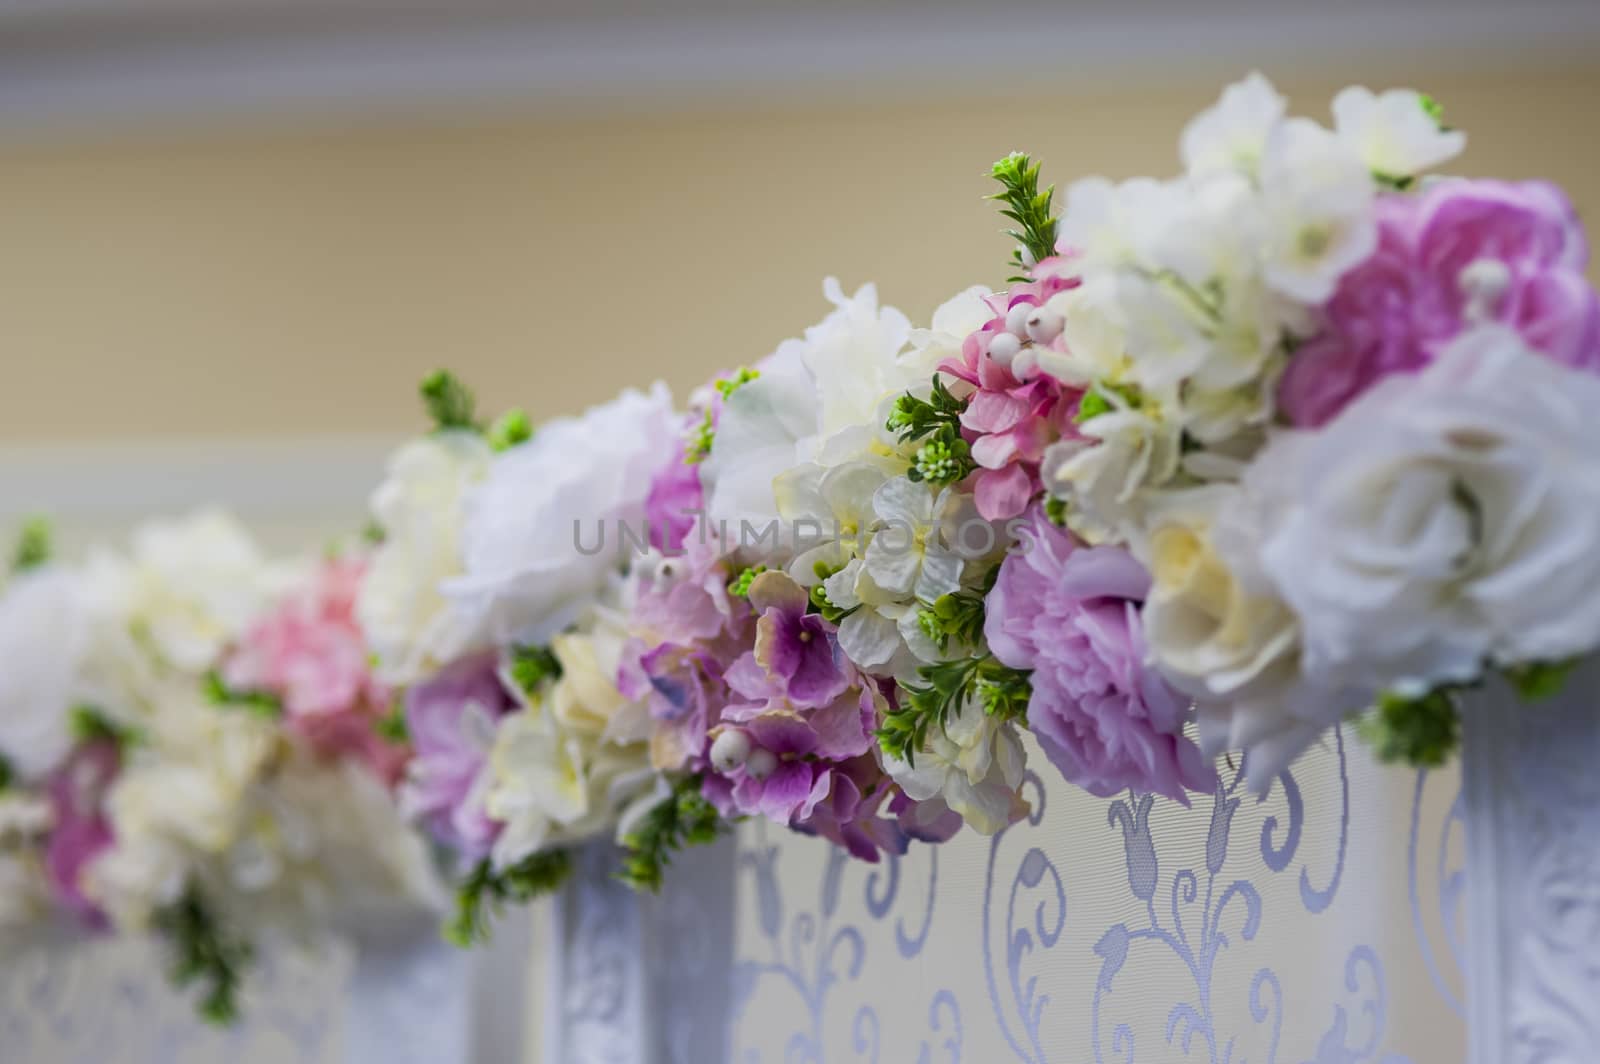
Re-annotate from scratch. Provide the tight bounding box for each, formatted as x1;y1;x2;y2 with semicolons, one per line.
939;261;1083;520
1280;179;1600;427
223;556;405;785
985;508;1214;804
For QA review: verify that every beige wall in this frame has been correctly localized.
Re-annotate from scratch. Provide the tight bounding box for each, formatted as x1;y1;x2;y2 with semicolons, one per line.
3;57;1598;444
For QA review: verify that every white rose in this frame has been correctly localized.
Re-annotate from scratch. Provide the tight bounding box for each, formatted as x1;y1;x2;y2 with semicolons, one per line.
1332;86;1465;181
359;430;493;684
445;384;676;647
0;566;88;780
1255;325;1600;695
1136;486;1364;793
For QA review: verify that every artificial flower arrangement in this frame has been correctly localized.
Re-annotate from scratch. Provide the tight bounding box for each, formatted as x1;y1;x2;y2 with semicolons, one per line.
4;71;1598;1021
0;514;440;1021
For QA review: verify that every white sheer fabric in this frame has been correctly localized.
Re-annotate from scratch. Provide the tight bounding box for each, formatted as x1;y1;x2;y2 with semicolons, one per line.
728;730;1467;1063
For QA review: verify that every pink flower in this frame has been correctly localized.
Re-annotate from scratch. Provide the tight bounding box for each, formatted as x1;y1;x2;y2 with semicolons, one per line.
399;652;515;859
642;429;705;554
985;508;1214;804
1280;180;1600;427
44;740;119;926
223;556;405;784
940;262;1083;520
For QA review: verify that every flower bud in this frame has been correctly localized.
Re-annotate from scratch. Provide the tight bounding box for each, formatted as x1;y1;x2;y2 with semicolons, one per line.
710;728;754;774
744;746;778;781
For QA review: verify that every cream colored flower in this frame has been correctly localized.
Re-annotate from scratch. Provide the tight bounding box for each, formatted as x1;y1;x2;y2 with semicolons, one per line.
485;612;661;871
883;695;1027;835
358;430;493;685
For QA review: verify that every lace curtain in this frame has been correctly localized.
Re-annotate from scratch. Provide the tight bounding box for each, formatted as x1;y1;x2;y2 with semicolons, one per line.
726;729;1466;1063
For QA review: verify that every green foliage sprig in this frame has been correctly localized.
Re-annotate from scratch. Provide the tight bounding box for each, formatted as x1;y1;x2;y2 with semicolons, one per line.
878;655;1032;767
617;776;726;893
728;565;768;598
886;377;974;486
488;408;533;451
420;369;481;432
1357;689;1460;768
989;152;1060;282
445;850;573;947
153;886;253;1026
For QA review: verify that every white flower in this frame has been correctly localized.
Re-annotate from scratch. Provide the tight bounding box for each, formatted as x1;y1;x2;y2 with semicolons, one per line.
702;338;817;538
1180;71;1287;177
444;384;676;648
799;278;913;458
85;510;277;676
1258;118;1377;304
1254;325;1600;696
359;430;493;684
902;285;994;378
0;566;88;780
704;279;920;536
1332;86;1464;180
862;477;970;602
772;459;889;580
1135;486;1360;793
824;558;940;681
485;612;661;870
1042;395;1182;545
102;688;278;855
219;756;444;931
883;696;1026;835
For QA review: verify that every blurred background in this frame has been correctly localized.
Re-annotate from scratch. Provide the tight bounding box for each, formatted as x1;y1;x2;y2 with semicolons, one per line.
0;4;1594;1060
2;0;1598;546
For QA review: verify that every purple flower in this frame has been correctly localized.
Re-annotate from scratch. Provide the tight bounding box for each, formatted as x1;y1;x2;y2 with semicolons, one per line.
400;652;515;859
1281;179;1600;427
985;508;1214;804
747;572;851;710
642;435;705;554
44;740;119;926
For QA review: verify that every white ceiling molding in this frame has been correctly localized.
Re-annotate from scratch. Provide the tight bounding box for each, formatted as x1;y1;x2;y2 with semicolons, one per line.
0;0;1597;135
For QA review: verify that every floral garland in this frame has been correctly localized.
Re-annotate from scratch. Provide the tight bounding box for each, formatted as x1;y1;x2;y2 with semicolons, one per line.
2;72;1598;1023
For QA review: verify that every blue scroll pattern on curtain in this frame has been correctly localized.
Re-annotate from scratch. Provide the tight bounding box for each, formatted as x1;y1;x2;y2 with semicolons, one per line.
731;727;1466;1062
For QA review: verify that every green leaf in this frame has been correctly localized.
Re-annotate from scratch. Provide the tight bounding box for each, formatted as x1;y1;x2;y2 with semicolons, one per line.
878;654;1031;767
